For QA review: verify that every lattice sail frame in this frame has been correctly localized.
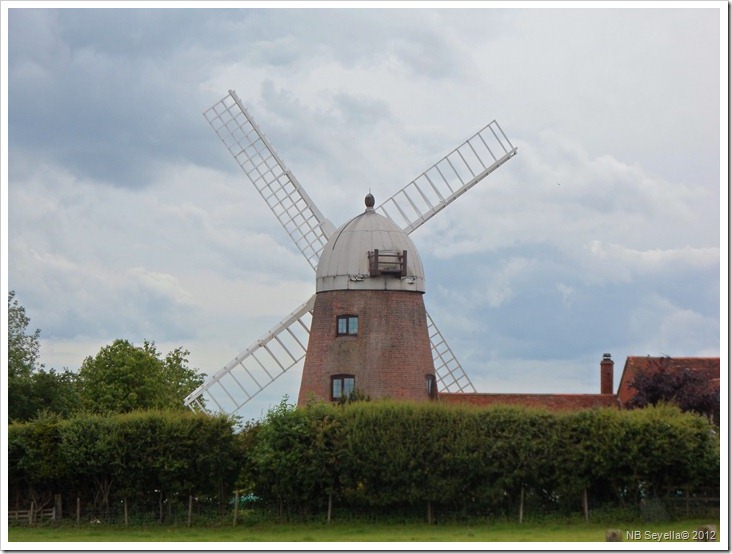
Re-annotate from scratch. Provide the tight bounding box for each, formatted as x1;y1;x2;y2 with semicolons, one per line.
185;90;518;413
203;90;335;271
377;120;517;234
185;297;315;414
426;312;475;393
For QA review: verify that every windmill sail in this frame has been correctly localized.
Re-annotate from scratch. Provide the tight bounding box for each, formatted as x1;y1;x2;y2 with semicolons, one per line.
377;120;517;234
184;296;315;414
192;93;516;415
204;90;335;271
426;312;476;393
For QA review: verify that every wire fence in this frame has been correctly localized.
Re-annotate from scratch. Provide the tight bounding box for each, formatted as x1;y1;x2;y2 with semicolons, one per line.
10;489;718;528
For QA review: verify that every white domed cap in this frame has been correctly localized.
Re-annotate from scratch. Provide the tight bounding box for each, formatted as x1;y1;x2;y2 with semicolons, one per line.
316;197;425;293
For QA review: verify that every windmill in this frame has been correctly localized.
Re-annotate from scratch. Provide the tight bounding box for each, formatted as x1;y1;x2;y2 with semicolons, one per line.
184;90;517;415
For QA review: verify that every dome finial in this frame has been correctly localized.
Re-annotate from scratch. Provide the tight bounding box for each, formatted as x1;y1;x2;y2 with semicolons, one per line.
365;192;375;209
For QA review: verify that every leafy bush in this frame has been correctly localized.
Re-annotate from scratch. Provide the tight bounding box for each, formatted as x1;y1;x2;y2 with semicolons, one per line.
8;401;719;524
8;410;242;522
244;401;719;521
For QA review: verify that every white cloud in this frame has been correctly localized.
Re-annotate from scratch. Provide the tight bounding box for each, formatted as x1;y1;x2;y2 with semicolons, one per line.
627;294;719;357
475;257;535;308
556;283;574;309
585;241;719;284
128;267;194;306
419;129;718;274
471;356;606;396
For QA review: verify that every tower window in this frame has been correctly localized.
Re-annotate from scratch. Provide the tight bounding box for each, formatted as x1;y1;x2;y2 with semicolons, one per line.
331;374;355;401
426;374;437;399
337;315;358;336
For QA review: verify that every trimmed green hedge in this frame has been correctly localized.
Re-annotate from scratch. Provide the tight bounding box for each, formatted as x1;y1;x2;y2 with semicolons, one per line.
8;410;242;520
8;402;719;523
244;400;719;519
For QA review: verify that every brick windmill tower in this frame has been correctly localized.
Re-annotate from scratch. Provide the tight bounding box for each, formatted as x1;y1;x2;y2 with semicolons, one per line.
184;90;517;416
298;193;435;404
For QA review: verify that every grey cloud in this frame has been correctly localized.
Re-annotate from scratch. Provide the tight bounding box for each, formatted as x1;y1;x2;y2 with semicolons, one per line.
423;233;718;369
10;242;199;343
9;9;235;189
7;7;721;418
245;9;477;78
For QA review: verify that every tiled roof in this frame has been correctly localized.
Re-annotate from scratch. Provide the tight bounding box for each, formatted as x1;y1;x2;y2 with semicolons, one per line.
617;356;720;406
437;356;719;414
439;392;620;411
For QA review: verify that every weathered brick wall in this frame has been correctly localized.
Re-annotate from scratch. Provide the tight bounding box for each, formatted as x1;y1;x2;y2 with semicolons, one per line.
600;357;614;395
298;289;435;405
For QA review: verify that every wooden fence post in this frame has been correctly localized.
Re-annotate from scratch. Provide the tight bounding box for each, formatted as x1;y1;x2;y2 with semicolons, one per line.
187;495;193;528
519;487;525;523
76;497;80;525
233;491;239;527
583;488;589;523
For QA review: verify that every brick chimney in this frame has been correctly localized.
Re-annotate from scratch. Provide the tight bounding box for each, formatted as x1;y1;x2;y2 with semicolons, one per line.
600;353;614;395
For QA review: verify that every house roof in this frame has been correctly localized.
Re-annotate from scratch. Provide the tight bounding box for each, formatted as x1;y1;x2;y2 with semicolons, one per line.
439;392;620;411
437;355;720;414
616;356;720;406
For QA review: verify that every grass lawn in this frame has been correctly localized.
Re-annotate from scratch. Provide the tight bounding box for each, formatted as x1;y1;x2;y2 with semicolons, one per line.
6;518;720;544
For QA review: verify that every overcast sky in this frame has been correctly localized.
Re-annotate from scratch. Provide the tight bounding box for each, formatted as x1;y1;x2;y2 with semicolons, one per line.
3;3;726;422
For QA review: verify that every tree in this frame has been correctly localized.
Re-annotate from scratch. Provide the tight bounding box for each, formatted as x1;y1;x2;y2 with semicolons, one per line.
7;291;80;422
77;339;205;414
161;346;207;410
23;369;80;421
626;357;719;422
8;290;42;379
